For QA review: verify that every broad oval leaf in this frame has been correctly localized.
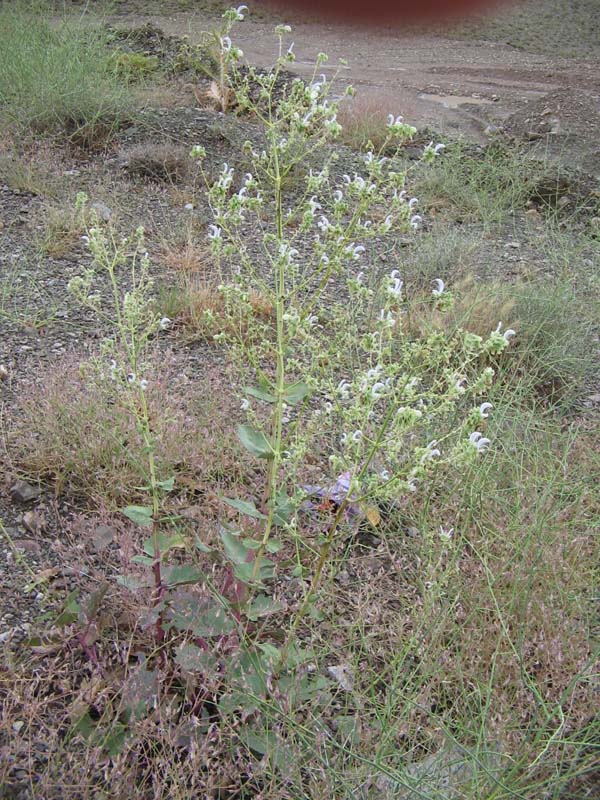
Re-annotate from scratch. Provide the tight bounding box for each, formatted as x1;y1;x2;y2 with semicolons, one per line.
122;505;153;528
244;385;277;403
223;497;267;520
163;564;202;587
236;425;274;459
283;381;309;405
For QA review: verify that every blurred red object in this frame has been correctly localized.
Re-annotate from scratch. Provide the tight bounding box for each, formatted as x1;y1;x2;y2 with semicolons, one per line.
263;0;510;23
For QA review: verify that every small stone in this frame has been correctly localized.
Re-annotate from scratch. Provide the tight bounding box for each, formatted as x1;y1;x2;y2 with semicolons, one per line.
90;201;112;222
484;124;500;137
14;539;41;554
92;525;115;551
0;364;8;381
23;509;46;535
10;480;42;504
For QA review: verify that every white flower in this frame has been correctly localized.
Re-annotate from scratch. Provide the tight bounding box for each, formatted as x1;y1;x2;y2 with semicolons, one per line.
337;379;351;399
388;275;404;297
371;381;386;399
387;114;404;127
320;254;329;265
367;366;382;380
469;431;491;452
241;398;250;411
378;309;396;328
235;4;248;19
408;197;418;210
184;202;194;210
432;278;445;297
495;322;516;343
317;215;331;233
454;377;466;394
421;440;441;463
340;432;348;445
439;526;454;541
479;402;493;418
307;195;321;215
139;379;149;391
381;214;393;232
380;469;391;481
159;317;171;330
127;372;136;384
333;190;343;203
352;430;363;442
410;214;422;229
208;224;222;240
221;36;232;52
345;243;365;260
279;243;299;261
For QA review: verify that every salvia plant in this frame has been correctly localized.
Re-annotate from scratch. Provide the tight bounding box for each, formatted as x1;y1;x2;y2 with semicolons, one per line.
191;8;515;669
64;7;515;768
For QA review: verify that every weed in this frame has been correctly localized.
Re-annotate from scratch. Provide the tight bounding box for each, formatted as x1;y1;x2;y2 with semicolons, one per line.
0;2;134;145
414;140;538;225
337;90;407;151
123;143;190;184
110;51;160;82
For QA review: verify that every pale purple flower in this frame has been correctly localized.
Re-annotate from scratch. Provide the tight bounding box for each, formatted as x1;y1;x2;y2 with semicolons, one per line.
479;402;493;418
469;431;491;452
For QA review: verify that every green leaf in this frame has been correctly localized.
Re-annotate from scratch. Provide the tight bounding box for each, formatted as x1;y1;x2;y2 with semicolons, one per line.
191;606;236;637
175;645;218;674
233;557;274;585
223;497;267;520
237;425;274;459
122;505;153;527
116;574;153;591
142;531;186;557
131;554;155;566
246;594;285;621
156;476;175;492
220;528;251;565
273;489;294;526
102;723;128;757
163;564;202;587
244;385;277;403
219;691;260;716
283;381;309;405
194;536;213;553
54;590;81;627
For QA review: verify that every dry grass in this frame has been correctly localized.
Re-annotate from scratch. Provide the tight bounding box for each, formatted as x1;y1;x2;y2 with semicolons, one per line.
8;351;247;507
337;89;402;151
123;143;190;184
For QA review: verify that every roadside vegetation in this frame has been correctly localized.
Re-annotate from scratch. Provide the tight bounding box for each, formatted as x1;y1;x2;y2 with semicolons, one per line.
0;4;598;799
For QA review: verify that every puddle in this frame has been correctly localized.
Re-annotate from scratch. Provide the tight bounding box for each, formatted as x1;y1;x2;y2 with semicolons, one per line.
419;93;492;109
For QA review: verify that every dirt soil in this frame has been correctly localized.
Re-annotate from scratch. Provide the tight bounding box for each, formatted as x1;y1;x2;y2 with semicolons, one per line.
103;0;600;173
